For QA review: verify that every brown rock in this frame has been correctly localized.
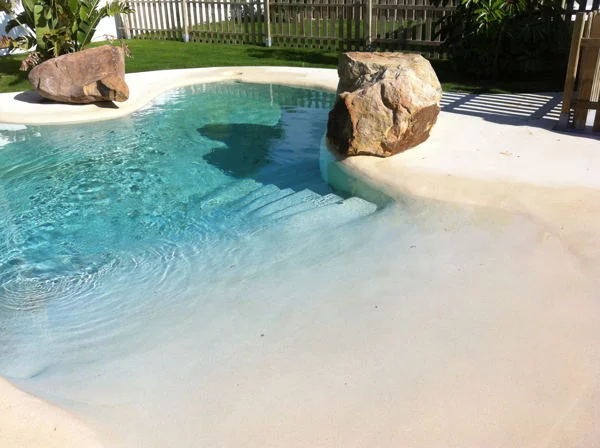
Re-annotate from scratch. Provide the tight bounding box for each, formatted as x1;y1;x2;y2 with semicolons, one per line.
327;52;442;157
28;45;129;104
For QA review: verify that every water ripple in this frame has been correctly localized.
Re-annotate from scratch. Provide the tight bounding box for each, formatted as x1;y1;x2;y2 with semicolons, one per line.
0;83;342;379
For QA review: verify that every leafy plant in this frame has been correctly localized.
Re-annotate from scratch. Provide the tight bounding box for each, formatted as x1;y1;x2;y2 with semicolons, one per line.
2;0;133;69
433;0;572;79
0;0;13;13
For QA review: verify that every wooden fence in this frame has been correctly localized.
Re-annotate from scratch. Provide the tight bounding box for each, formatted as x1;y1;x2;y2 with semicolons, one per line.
119;0;599;53
118;0;455;52
558;10;600;131
564;0;600;16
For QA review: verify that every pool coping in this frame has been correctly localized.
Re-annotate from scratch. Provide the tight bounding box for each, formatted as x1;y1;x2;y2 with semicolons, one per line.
0;67;339;125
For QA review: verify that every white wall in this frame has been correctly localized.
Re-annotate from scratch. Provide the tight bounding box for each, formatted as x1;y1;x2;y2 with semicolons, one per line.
92;15;119;42
0;10;24;55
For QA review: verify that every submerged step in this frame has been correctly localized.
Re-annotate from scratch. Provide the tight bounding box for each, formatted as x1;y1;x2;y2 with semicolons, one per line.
280;196;378;231
196;179;261;211
250;188;323;218
267;191;344;221
231;184;281;209
217;181;378;233
238;187;295;214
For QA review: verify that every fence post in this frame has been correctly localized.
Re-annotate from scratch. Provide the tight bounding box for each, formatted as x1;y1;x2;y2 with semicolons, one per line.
365;0;373;50
574;11;600;129
265;0;272;46
181;0;190;41
115;13;132;39
557;12;585;130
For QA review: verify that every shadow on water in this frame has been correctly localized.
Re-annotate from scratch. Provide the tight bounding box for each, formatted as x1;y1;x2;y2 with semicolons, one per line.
197;119;335;195
198;122;284;179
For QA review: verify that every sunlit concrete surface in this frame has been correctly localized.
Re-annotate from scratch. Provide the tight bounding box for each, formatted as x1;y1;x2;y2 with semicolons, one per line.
0;378;103;448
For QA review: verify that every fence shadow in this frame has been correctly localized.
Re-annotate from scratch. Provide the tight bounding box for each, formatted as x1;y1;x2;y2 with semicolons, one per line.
440;91;600;140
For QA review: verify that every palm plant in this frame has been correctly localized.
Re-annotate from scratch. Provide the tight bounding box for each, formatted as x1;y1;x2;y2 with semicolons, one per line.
433;0;571;78
3;0;133;69
0;0;13;13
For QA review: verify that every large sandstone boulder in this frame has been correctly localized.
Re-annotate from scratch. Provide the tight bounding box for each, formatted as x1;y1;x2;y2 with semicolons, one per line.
327;52;442;157
28;45;129;104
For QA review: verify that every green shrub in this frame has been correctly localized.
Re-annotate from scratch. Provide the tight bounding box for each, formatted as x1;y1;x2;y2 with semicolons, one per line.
0;0;13;13
3;0;132;69
433;0;572;79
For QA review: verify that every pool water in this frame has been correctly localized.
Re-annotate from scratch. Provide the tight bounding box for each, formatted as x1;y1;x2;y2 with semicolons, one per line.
0;83;381;378
1;83;600;447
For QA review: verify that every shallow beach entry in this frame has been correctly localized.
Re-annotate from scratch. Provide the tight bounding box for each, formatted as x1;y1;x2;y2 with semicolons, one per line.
0;83;379;375
1;83;600;447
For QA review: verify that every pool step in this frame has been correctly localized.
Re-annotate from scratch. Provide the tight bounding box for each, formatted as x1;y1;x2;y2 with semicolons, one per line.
238;187;296;214
253;190;343;220
280;196;377;231
196;180;377;234
231;184;281;209
258;163;327;194
250;188;326;218
234;183;377;231
193;179;262;211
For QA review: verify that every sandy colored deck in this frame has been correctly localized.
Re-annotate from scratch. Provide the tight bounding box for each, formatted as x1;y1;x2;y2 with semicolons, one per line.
0;378;103;447
1;67;599;448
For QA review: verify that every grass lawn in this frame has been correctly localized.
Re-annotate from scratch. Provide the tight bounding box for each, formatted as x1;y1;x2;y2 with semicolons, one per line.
0;39;566;94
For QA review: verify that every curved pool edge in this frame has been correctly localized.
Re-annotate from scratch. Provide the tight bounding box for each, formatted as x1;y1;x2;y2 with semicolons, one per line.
0;378;103;448
0;67;339;126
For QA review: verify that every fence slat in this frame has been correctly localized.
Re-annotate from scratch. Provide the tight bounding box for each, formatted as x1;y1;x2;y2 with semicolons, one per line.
157;0;165;38
558;12;586;129
223;0;229;42
171;0;178;39
163;0;170;39
153;1;162;39
128;0;138;37
138;0;148;38
147;0;156;38
590;14;600;131
574;12;600;129
219;0;226;42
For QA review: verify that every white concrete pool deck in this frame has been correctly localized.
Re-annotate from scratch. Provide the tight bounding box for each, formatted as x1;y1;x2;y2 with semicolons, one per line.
1;66;600;447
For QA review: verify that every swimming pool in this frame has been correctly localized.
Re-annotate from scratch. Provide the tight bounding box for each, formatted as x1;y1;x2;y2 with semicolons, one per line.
1;81;599;447
0;82;381;378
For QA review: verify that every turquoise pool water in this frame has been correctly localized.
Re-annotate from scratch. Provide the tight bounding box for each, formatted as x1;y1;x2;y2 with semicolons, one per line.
0;83;380;379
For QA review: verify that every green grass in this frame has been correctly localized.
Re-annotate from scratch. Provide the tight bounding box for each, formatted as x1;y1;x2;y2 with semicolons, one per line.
124;40;340;71
0;54;30;93
0;39;566;94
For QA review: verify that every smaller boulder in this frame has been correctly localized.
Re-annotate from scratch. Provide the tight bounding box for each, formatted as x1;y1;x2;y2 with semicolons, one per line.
28;45;129;104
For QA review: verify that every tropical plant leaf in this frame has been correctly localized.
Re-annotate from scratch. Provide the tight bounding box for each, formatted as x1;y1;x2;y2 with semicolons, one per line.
4;0;134;69
434;0;570;78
